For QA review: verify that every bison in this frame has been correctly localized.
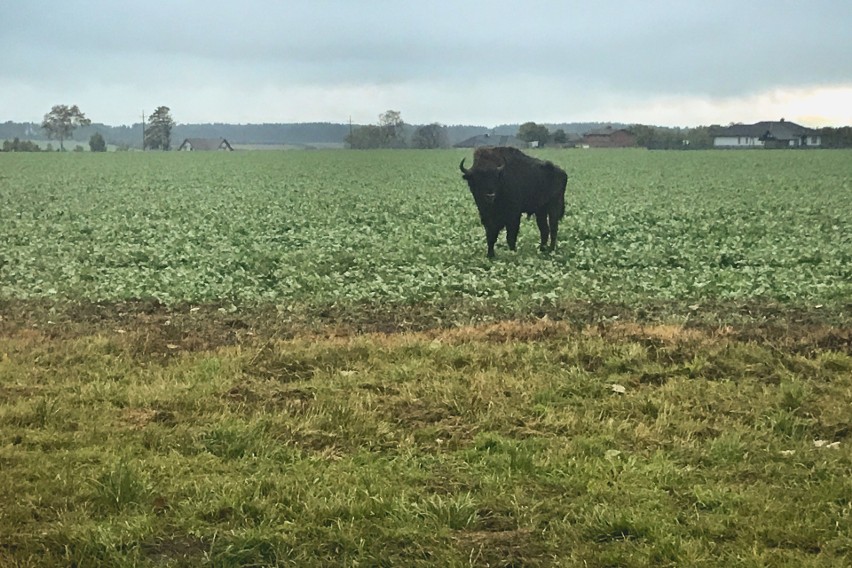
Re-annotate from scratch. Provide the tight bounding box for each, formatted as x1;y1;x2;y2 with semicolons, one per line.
459;146;567;258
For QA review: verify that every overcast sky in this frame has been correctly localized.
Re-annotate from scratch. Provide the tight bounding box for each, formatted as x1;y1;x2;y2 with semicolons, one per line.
2;1;851;127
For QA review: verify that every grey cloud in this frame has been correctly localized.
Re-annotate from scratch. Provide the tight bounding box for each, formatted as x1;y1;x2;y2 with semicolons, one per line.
2;0;851;124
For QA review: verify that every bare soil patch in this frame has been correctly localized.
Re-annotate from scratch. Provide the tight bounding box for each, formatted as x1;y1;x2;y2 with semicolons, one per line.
1;298;849;356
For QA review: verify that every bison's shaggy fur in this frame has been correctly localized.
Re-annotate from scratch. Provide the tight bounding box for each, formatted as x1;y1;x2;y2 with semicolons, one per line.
460;146;567;258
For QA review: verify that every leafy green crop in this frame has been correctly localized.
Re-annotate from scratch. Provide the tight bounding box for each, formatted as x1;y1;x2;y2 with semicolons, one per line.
1;150;850;315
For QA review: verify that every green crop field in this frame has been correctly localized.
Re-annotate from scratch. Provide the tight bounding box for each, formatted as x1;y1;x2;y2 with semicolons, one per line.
2;149;850;314
1;149;851;566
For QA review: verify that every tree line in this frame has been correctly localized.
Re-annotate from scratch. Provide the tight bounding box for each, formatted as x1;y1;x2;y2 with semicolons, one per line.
4;104;852;151
351;115;852;150
346;111;451;149
367;119;713;149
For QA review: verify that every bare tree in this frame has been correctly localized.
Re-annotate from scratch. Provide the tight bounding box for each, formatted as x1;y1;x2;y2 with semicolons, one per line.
378;110;406;148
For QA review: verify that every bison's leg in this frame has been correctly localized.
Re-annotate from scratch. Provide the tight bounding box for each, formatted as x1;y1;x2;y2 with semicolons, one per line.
506;216;521;251
535;212;550;251
547;210;560;250
485;225;501;258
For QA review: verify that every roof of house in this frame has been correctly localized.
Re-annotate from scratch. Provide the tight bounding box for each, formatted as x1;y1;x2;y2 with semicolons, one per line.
453;134;528;148
179;138;234;150
710;120;819;139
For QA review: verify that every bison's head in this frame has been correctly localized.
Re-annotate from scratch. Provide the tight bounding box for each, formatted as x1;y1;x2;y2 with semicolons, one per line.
460;158;503;207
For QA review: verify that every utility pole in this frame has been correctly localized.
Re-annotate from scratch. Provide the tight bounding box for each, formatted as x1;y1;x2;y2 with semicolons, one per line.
141;110;145;150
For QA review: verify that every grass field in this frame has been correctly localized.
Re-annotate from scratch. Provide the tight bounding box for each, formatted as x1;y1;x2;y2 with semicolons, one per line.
1;149;851;566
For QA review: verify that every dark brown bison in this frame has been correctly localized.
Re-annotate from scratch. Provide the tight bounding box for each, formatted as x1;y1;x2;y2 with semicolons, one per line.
459;146;567;258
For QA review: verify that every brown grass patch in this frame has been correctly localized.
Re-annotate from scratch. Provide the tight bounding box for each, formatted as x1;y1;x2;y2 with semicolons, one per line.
454;528;547;567
2;299;849;361
121;408;177;429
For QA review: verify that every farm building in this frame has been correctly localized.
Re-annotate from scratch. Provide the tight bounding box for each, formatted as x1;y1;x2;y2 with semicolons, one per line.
710;120;821;148
177;138;234;151
581;126;637;148
454;134;528;149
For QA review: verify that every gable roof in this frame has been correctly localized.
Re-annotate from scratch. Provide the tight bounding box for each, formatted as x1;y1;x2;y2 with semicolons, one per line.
453;134;528;149
178;138;234;151
710;120;819;140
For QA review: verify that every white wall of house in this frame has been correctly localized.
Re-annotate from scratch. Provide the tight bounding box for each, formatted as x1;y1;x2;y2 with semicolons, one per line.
714;135;822;148
713;136;763;148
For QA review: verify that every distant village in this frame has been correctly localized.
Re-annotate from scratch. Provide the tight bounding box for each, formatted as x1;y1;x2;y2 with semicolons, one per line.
456;120;823;150
2;116;851;152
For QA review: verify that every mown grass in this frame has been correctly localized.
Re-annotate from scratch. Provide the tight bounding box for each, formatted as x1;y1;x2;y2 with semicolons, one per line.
2;319;850;566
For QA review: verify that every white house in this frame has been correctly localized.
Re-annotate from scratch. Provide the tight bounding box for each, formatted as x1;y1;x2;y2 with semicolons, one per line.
710;120;821;148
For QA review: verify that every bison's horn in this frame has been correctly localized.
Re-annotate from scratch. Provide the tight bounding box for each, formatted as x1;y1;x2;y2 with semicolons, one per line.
459;158;470;175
